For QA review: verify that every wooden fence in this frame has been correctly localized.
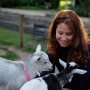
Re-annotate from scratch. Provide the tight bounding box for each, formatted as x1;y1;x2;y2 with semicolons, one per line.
0;8;54;47
0;8;90;47
0;10;52;35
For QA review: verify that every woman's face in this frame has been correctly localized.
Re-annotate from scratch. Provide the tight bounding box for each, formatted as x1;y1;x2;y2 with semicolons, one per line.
56;23;74;47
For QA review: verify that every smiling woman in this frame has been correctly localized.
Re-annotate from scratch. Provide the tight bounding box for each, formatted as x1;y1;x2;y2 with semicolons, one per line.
46;10;90;90
56;23;73;47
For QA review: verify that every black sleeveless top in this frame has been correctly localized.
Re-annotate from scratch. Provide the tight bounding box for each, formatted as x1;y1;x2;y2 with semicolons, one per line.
46;45;90;90
47;47;70;72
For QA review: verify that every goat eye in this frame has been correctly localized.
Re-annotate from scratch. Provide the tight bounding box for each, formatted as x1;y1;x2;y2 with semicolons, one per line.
37;58;41;61
43;61;47;64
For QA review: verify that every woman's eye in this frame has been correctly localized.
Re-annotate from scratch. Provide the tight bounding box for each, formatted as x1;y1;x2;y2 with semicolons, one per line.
59;33;63;35
58;32;63;35
66;33;73;36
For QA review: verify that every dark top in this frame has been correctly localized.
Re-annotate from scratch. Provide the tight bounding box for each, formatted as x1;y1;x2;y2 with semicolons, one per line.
46;45;90;90
43;74;62;90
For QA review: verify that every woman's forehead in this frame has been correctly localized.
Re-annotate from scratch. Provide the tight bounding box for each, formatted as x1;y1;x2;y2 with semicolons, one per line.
56;23;72;32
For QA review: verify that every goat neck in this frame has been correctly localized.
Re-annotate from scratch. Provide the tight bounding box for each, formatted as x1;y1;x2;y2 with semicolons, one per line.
56;69;73;88
24;62;38;79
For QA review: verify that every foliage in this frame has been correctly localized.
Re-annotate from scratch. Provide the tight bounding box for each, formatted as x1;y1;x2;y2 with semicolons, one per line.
73;6;90;17
51;0;60;9
16;6;44;10
72;0;90;17
0;0;60;10
58;0;73;10
59;0;90;17
0;0;45;8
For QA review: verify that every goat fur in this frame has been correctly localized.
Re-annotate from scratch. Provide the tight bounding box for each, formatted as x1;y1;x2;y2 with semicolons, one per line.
0;44;53;90
20;59;87;90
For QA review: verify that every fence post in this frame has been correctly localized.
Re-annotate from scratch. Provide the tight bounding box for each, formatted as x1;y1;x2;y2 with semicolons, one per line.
19;15;24;47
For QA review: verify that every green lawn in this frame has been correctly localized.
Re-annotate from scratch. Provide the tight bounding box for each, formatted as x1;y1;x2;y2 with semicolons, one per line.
0;28;47;60
0;28;46;50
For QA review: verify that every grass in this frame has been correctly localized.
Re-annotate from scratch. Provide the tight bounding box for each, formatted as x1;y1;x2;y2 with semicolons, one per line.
0;28;47;60
0;28;20;46
0;47;19;60
0;28;47;49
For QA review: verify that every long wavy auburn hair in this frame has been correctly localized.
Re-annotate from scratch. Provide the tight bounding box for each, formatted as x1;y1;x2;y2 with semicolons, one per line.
47;10;89;62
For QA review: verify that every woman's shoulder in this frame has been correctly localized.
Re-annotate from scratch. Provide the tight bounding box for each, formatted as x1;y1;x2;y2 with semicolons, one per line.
87;43;90;55
85;43;90;66
46;51;54;63
88;43;90;49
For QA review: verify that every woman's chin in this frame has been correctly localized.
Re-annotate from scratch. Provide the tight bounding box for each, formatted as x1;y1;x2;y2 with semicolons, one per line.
60;44;69;48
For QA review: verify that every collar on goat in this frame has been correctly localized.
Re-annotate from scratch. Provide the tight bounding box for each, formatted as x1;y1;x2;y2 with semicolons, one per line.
22;64;31;81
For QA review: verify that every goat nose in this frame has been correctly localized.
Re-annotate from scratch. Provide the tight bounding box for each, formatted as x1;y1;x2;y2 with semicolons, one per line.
49;65;53;70
51;65;53;69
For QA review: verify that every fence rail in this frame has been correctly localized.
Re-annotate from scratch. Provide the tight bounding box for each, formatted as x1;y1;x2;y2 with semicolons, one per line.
0;11;52;37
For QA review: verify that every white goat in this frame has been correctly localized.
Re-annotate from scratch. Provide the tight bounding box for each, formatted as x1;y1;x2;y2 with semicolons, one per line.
20;59;87;90
0;44;53;90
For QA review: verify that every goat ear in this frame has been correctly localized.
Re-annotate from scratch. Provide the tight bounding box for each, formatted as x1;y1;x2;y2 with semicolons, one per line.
36;44;41;52
59;59;67;69
69;75;73;82
72;69;87;74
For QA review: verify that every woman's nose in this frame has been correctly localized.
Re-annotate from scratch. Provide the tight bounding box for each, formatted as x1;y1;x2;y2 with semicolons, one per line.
61;35;67;41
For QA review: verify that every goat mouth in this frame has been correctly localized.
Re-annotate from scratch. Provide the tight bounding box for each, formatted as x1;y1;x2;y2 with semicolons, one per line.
39;70;52;77
35;72;41;78
35;70;53;78
37;72;41;77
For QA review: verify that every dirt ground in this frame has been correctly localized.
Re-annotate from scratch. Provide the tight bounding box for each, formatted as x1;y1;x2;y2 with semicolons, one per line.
0;45;30;61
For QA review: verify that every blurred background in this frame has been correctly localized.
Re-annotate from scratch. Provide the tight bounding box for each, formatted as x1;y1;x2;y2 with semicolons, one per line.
0;0;90;61
0;0;90;17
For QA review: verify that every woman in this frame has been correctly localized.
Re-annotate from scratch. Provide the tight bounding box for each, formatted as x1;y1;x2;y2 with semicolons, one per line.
47;10;90;90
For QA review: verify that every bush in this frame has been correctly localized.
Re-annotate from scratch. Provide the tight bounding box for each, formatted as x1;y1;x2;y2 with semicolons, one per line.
70;6;90;17
72;0;90;17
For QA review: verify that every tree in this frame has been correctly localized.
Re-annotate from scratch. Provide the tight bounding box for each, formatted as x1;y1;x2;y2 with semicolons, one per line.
75;0;80;6
51;0;60;9
74;0;90;17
